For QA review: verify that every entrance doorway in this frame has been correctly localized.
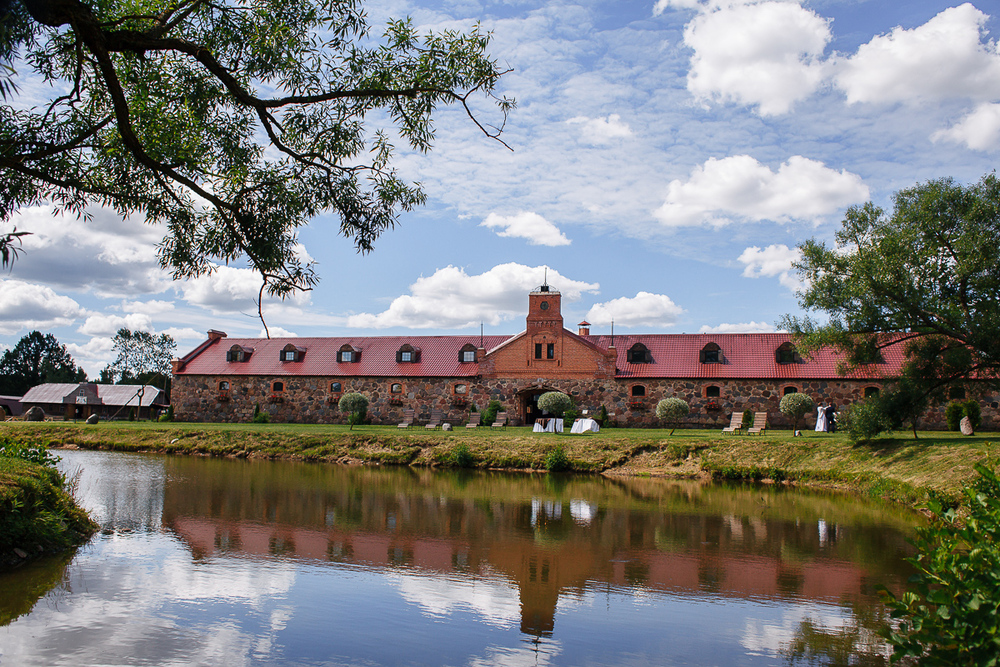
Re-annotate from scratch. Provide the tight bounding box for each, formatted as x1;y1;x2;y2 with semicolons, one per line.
519;388;558;425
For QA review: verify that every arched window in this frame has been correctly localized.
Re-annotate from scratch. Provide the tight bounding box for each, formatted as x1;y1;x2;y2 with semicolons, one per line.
454;384;468;395
390;383;403;394
218;381;230;391
775;342;799;364
337;344;359;363
706;385;720;398
280;343;305;362
627;343;652;364
271;381;284;392
459;343;477;363
783;386;798;396
330;382;342;393
699;342;721;364
631;385;646;397
864;386;880;398
396;344;421;363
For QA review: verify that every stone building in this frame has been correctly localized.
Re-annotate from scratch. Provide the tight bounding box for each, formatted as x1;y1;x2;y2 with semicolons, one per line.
171;284;998;429
20;382;166;420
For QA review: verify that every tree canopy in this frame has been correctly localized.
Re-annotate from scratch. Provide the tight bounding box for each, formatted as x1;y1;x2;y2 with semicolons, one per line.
0;0;512;302
0;330;86;395
100;327;175;387
782;173;1000;409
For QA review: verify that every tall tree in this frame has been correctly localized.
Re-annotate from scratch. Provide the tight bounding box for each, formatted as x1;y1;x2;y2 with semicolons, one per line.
101;328;176;390
782;173;1000;431
0;0;512;306
0;330;86;395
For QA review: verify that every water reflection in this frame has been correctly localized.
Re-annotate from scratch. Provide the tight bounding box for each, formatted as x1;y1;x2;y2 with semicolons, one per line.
0;450;918;666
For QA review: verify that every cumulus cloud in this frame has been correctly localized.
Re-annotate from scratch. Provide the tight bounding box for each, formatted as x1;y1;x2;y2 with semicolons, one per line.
834;4;1000;106
176;265;310;313
738;244;803;291
259;327;298;338
65;337;115;365
654;155;868;227
932;103;1000;151
480;212;571;247
699;321;776;333
566;114;633;144
346;263;599;329
585;292;684;328
0;279;84;334
680;0;832;115
77;313;154;337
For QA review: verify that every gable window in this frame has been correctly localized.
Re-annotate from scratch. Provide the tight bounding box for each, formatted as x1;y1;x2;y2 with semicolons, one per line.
631;385;646;397
699;342;721;364
272;381;284;392
864;386;880;398
775;342;799;364
459;344;477;363
391;383;403;394
330;382;342;393
627;343;652;364
218;381;230;391
783;386;798;396
226;344;253;362
337;345;359;363
706;385;720;398
396;344;421;363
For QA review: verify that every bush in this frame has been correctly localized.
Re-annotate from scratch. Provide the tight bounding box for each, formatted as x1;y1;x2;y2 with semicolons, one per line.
252;410;270;424
537;391;573;417
596;405;609;427
779;392;815;430
445;443;474;468
945;401;965;431
881;463;1000;665
158;405;174;422
338;392;369;430
482;400;503;426
545;445;570;472
0;435;59;467
655;398;689;435
963;399;982;431
841;400;891;444
741;409;754;430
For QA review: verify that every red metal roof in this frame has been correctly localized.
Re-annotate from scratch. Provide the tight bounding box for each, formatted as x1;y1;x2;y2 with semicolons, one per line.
176;335;509;377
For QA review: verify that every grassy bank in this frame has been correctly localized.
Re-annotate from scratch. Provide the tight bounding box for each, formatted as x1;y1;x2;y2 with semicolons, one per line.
2;421;995;507
0;443;98;569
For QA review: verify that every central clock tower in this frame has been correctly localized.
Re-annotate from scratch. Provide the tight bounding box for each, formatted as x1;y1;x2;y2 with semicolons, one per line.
527;283;562;333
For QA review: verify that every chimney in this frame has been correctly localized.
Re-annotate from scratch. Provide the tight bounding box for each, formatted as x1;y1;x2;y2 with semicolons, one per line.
577;320;591;336
207;330;227;340
171;358;184;373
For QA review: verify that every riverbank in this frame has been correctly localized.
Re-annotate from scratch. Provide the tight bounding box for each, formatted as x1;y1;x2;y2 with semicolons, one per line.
2;421;995;507
0;448;98;569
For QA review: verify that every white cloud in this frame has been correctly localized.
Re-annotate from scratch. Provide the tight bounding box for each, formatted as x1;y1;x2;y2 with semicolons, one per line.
738;244;803;291
585;292;684;328
653;0;701;14
654;155;869;227
681;0;832;115
162;327;205;345
566;114;633;144
259;327;298;337
120;300;176;316
699;321;776;333
480;212;571;247
65;337;115;363
345;263;599;329
834;4;1000;106
78;313;154;337
176;265;311;314
0;279;84;334
932;102;1000;151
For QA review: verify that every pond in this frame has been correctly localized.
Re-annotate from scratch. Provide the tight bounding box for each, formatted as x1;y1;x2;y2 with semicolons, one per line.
0;450;919;666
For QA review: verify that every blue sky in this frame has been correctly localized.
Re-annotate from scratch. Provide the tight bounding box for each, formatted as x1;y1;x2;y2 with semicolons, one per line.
2;0;999;377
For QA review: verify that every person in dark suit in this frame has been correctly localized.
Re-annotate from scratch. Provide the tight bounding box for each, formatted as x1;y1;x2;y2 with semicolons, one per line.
824;404;836;433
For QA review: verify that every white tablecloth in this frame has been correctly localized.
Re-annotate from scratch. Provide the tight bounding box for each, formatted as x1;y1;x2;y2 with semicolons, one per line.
571;418;600;434
533;418;564;433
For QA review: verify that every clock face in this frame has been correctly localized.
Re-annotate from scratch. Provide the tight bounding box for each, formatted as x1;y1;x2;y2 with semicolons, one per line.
540;301;549;311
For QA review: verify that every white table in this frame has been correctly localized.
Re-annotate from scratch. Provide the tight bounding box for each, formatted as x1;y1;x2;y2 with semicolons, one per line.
533;418;564;433
571;418;600;434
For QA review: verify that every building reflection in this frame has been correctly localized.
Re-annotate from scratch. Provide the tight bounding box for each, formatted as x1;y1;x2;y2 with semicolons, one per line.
158;460;915;639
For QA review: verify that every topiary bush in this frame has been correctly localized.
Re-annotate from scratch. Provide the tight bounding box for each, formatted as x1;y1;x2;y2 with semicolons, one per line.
537;391;573;417
741;409;754;431
946;401;965;431
338;392;369;430
963;399;982;431
779;392;815;431
656;398;689;435
482;399;503;426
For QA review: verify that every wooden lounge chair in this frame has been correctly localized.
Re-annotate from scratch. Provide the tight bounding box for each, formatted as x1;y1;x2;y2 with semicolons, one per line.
721;412;742;435
465;413;481;428
747;412;768;436
425;409;444;429
397;408;414;429
490;411;507;430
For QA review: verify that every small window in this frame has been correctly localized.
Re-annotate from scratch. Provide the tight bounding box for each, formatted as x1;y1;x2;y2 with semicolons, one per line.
775;342;798;364
401;351;411;362
547;343;555;359
700;342;721;364
949;386;966;400
631;385;646;397
534;343;543;359
280;344;305;362
341;351;352;362
272;381;284;392
454;384;468;395
864;386;880;398
226;344;252;362
219;381;230;391
391;383;403;394
706;385;720;398
627;343;652;364
330;382;342;393
338;345;359;363
783;386;798;396
396;344;420;363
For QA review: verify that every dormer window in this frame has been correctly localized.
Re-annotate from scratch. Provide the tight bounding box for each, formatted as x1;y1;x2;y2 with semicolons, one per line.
226;344;253;362
699;342;721;364
337;345;359;363
627;343;652;364
280;344;305;362
396;344;421;363
775;342;800;364
459;343;477;363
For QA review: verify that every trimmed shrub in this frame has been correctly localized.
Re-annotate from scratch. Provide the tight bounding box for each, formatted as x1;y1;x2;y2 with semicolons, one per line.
252;410;270;424
482;400;503;426
596;405;609;427
656;398;689;435
963;399;982;431
537;392;573;417
338;392;369;430
741;409;754;431
945;401;965;431
779;392;815;430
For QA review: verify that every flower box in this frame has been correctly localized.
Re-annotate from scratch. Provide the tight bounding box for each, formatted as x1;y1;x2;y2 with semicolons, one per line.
388;398;404;406
628;400;645;410
705;401;721;411
451;398;468;408
268;394;284;404
217;392;230;402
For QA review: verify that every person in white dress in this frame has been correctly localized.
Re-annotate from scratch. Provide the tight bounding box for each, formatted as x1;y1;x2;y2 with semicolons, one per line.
815;404;827;432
